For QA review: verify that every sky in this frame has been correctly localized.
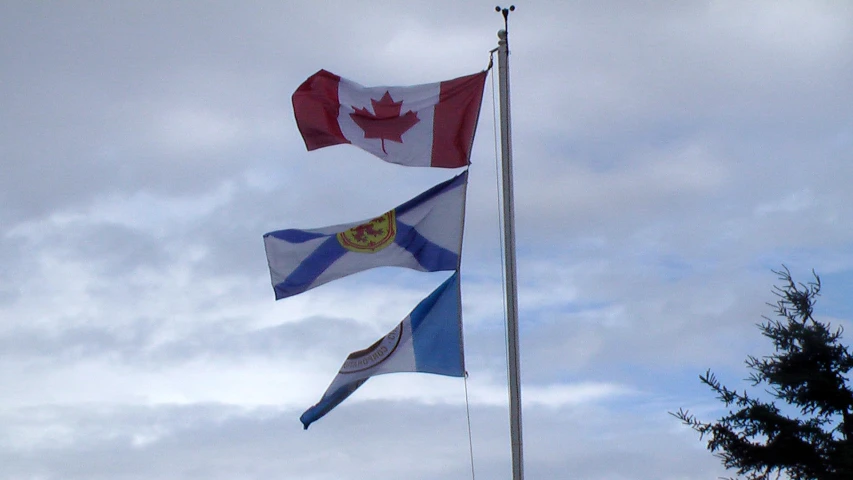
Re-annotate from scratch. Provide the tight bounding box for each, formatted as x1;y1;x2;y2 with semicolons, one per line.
2;1;853;479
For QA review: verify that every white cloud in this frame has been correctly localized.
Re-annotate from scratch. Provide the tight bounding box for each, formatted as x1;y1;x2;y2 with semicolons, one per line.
3;1;853;479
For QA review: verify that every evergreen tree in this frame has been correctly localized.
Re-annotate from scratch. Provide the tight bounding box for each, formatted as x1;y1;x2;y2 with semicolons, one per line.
673;267;853;480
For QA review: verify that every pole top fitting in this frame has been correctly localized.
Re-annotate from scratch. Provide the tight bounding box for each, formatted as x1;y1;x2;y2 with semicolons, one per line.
495;5;515;32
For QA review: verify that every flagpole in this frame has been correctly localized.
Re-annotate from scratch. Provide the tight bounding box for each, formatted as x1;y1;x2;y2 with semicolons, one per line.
495;6;524;480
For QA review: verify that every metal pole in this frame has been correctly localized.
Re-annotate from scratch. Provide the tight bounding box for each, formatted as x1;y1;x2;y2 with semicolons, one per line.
495;6;524;479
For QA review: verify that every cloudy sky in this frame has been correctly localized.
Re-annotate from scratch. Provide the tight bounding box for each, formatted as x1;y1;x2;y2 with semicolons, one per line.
3;1;853;479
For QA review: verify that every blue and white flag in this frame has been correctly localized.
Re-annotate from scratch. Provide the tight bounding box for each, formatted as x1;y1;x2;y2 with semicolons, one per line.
264;171;467;300
300;272;464;429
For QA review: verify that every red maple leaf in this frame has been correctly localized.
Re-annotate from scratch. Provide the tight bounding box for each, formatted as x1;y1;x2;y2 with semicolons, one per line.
350;91;420;154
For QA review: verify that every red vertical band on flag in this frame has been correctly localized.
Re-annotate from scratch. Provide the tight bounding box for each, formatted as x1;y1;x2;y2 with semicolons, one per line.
431;71;487;168
292;70;349;151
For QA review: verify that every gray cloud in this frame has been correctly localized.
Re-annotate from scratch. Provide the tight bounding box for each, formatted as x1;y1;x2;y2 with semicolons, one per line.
3;1;853;478
0;401;725;480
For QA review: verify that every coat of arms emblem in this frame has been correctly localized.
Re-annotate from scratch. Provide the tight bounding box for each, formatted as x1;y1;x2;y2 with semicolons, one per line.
336;210;397;253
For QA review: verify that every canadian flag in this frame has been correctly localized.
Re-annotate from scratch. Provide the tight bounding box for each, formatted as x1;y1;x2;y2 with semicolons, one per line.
292;70;487;168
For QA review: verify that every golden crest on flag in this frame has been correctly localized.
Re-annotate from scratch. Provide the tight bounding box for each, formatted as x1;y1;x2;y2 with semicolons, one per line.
336;210;397;253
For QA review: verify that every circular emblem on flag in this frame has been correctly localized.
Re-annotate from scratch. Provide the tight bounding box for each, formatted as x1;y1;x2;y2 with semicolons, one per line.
339;323;403;374
336;210;397;253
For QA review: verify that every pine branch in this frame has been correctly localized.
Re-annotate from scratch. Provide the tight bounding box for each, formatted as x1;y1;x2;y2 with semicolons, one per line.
673;268;853;480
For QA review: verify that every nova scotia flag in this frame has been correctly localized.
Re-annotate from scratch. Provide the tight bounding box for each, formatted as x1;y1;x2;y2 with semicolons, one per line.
300;272;464;429
264;171;467;300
